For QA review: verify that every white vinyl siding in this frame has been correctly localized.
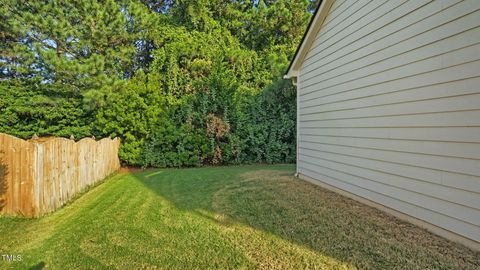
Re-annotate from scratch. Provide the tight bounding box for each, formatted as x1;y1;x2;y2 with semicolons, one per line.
297;0;480;244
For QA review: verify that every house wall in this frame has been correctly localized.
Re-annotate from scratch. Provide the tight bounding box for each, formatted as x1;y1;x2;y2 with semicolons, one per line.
297;0;480;248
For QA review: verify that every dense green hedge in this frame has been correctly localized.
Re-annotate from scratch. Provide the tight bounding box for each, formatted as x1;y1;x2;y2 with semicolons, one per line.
1;0;315;167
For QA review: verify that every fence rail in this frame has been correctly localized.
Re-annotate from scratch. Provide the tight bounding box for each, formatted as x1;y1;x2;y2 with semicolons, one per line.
0;133;120;217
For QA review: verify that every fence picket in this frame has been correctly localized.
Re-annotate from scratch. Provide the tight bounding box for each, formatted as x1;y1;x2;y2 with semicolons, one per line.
0;134;120;217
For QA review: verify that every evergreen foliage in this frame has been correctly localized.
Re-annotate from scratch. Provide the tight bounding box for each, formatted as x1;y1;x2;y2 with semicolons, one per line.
1;0;314;167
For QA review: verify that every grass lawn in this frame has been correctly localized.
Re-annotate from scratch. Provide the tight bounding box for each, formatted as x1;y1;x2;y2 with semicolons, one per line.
0;165;478;269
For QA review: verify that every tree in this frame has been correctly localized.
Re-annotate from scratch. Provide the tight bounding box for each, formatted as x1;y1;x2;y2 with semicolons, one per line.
1;0;313;167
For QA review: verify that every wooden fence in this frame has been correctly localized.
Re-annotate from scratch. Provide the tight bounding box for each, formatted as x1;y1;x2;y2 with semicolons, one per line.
0;133;120;217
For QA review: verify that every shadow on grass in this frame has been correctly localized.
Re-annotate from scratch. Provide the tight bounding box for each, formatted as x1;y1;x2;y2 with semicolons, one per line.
28;261;45;270
131;165;480;269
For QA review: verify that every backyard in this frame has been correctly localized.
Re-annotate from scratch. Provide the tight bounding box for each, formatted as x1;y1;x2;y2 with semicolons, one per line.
0;165;478;269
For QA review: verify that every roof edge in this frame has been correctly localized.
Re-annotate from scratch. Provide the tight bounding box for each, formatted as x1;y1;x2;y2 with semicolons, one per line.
285;0;335;79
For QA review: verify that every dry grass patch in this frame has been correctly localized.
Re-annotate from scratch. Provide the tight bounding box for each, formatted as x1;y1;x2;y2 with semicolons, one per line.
211;170;480;269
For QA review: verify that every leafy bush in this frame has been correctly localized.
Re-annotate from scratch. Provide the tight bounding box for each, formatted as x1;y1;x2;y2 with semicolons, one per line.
1;0;311;167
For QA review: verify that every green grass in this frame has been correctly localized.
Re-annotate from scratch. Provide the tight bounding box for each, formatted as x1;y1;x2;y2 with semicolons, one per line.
0;165;478;269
